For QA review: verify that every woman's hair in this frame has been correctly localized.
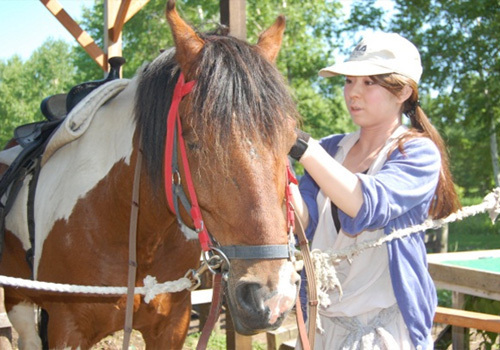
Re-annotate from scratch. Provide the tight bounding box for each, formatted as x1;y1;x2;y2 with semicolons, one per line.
371;73;461;219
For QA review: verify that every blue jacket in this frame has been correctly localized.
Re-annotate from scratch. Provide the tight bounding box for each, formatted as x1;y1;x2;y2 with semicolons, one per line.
299;133;439;349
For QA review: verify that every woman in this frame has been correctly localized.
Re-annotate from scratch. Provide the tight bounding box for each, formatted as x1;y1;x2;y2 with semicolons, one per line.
290;32;460;349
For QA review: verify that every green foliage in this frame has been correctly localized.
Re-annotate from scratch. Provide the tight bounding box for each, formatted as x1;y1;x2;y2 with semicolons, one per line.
2;0;500;197
389;0;500;194
342;0;500;194
0;39;75;146
448;196;500;251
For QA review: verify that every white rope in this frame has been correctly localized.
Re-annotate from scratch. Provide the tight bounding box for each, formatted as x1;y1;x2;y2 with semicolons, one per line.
0;274;193;303
1;189;499;308
311;187;500;308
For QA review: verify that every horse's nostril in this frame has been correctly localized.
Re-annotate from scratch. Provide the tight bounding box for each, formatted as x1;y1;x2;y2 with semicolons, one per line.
236;283;266;314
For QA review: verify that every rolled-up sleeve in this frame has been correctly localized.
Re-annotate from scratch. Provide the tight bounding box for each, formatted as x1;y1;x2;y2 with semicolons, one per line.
298;134;344;240
339;138;441;235
298;171;319;240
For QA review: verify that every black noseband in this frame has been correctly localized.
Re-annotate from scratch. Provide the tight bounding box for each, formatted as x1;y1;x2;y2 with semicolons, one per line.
219;244;291;260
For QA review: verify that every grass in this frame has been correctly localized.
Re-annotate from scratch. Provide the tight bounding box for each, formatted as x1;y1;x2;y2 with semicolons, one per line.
183;331;266;350
447;196;500;251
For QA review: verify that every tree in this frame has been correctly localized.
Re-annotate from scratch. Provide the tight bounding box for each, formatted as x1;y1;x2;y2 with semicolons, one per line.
343;0;500;195
389;0;500;194
74;0;354;139
0;39;76;146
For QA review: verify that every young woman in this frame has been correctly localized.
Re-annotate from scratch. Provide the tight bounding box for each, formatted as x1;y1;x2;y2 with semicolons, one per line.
290;32;460;349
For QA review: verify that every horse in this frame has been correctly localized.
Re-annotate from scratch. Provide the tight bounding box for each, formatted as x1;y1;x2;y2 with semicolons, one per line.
0;0;301;348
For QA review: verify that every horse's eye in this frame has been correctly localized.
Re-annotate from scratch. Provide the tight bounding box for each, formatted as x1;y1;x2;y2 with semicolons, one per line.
187;142;199;151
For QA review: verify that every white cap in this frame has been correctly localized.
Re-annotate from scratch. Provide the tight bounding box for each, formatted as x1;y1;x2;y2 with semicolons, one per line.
319;32;423;83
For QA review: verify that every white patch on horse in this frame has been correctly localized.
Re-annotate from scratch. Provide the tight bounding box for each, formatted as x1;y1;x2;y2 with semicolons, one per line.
8;302;42;349
32;78;138;278
264;261;297;324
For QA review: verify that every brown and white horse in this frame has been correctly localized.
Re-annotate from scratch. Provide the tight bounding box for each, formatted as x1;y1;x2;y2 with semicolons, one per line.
0;1;301;349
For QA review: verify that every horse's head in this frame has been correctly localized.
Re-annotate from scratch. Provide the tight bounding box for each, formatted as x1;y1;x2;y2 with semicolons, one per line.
138;0;301;334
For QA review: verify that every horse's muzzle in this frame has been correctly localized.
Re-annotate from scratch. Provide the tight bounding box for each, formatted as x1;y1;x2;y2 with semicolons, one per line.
224;262;299;335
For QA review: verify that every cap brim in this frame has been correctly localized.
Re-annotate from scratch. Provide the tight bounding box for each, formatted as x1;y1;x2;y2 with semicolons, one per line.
319;61;393;78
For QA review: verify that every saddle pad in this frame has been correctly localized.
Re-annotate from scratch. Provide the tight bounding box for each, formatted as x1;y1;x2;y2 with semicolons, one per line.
0;145;23;167
41;79;130;166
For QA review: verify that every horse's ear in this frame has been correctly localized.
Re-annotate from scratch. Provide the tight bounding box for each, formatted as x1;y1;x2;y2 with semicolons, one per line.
166;0;205;75
256;15;286;63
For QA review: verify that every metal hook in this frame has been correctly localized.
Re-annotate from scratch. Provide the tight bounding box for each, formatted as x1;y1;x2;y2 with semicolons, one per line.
203;247;230;280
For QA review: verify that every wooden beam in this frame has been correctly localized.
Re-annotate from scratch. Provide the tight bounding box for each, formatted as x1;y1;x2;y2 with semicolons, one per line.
104;0;122;68
434;306;500;333
123;0;150;23
108;0;131;43
220;0;246;40
40;0;106;71
108;0;150;43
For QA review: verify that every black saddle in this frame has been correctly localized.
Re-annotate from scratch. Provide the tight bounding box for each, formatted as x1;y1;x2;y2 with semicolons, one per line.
16;57;126;148
40;56;126;121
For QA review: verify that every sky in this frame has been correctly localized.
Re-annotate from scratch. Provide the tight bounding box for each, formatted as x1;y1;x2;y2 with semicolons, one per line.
0;0;93;61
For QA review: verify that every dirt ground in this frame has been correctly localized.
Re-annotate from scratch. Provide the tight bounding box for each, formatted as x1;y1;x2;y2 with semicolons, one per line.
2;311;494;349
4;308;270;350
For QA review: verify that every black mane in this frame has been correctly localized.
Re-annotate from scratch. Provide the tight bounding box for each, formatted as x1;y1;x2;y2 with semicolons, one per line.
134;31;299;190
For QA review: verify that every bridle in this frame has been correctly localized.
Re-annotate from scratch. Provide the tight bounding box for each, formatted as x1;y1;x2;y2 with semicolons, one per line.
160;71;316;350
163;72;294;272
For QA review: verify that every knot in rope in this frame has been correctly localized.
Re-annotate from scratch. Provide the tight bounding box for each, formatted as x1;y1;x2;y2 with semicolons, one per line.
483;187;500;223
142;275;193;303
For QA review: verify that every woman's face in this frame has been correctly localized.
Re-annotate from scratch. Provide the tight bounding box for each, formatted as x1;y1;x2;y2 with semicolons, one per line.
343;75;405;130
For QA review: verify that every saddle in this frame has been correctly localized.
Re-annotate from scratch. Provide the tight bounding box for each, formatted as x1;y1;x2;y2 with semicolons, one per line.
0;57;126;264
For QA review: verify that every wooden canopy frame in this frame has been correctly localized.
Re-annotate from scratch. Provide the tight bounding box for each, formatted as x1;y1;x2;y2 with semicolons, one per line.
40;0;246;73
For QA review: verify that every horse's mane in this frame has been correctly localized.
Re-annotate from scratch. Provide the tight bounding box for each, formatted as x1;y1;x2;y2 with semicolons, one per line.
134;30;299;190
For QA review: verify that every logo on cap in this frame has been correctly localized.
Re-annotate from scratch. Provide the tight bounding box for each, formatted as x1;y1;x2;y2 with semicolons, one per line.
351;44;367;59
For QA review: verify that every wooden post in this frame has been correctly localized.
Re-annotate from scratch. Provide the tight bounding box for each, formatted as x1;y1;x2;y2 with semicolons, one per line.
220;2;248;347
104;0;123;75
224;304;252;350
452;291;465;349
219;0;246;40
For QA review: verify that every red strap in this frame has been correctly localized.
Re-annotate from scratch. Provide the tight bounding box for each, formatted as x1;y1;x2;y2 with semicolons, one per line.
176;115;211;251
164;72;196;213
285;164;298;231
163;73;212;251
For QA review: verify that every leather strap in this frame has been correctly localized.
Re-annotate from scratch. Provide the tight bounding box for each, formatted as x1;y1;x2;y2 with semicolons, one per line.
122;144;142;350
295;211;317;350
295;295;310;350
219;244;290;259
196;273;224;350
